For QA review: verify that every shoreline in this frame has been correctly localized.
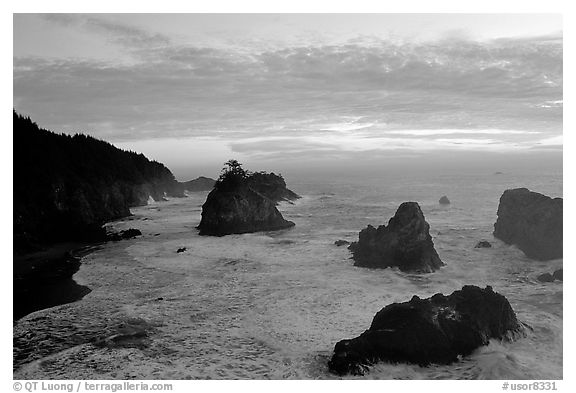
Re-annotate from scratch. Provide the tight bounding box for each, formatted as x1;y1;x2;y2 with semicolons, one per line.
13;242;98;321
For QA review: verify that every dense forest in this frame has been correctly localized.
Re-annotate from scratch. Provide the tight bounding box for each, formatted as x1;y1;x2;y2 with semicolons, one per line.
13;111;184;252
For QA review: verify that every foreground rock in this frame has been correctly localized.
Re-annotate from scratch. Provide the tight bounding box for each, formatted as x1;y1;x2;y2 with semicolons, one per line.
328;285;523;376
13;247;91;320
348;202;444;273
439;196;450;205
197;161;296;236
493;188;562;261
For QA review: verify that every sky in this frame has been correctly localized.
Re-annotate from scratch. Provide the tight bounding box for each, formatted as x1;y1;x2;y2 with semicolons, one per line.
13;14;562;180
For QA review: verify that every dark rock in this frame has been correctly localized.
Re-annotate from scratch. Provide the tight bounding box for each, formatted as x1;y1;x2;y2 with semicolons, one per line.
198;188;294;236
179;176;216;192
176;247;187;253
493;188;562;261
13;248;92;320
246;172;300;204
475;240;492;248
107;228;142;241
553;269;563;281
197;166;297;236
348;202;444;273
537;273;554;283
328;285;523;376
439;196;451;205
335;240;350;247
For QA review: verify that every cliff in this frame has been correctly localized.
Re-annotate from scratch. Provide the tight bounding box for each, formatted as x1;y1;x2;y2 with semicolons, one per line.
179;176;216;192
349;202;444;273
13;111;183;252
328;286;524;376
493;188;562;261
197;163;297;236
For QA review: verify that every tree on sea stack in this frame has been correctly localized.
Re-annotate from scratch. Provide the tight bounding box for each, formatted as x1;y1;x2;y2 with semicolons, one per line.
216;159;249;191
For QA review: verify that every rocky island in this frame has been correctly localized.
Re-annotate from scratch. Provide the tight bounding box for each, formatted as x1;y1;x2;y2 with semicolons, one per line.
328;285;524;376
493;188;562;260
348;202;444;273
197;160;299;236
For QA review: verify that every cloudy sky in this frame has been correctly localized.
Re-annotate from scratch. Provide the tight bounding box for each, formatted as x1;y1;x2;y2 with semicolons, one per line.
13;14;562;179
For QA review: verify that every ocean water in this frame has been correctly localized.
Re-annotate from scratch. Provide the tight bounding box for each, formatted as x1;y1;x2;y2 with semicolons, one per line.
13;172;563;380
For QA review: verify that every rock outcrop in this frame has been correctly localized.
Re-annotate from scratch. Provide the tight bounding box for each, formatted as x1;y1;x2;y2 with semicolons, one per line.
328;285;524;376
537;269;563;282
246;172;300;204
553;269;563;281
197;167;297;236
348;202;444;273
13;249;91;320
475;240;492;248
493;188;562;261
106;228;142;241
439;196;451;205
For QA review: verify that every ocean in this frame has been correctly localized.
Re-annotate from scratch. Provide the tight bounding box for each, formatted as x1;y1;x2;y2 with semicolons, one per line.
13;171;562;380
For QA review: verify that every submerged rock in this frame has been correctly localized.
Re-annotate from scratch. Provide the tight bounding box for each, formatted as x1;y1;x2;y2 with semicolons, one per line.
553;269;563;281
493;188;562;261
348;202;444;273
328;285;524;376
439;196;451;205
475;240;492;248
335;240;350;247
176;247;187;253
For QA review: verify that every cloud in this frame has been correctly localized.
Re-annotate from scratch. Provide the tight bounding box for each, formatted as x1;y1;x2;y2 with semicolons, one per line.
14;16;562;165
43;14;171;51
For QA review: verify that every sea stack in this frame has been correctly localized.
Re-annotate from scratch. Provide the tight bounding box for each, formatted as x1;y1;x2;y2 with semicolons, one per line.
493;188;562;260
197;160;298;236
328;285;524;376
348;202;444;273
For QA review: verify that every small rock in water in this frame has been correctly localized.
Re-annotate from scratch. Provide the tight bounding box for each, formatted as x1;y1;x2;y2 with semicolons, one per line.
552;269;563;281
334;240;350;247
475;240;492;248
537;273;554;283
176;247;187;253
439;196;450;205
107;228;142;241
